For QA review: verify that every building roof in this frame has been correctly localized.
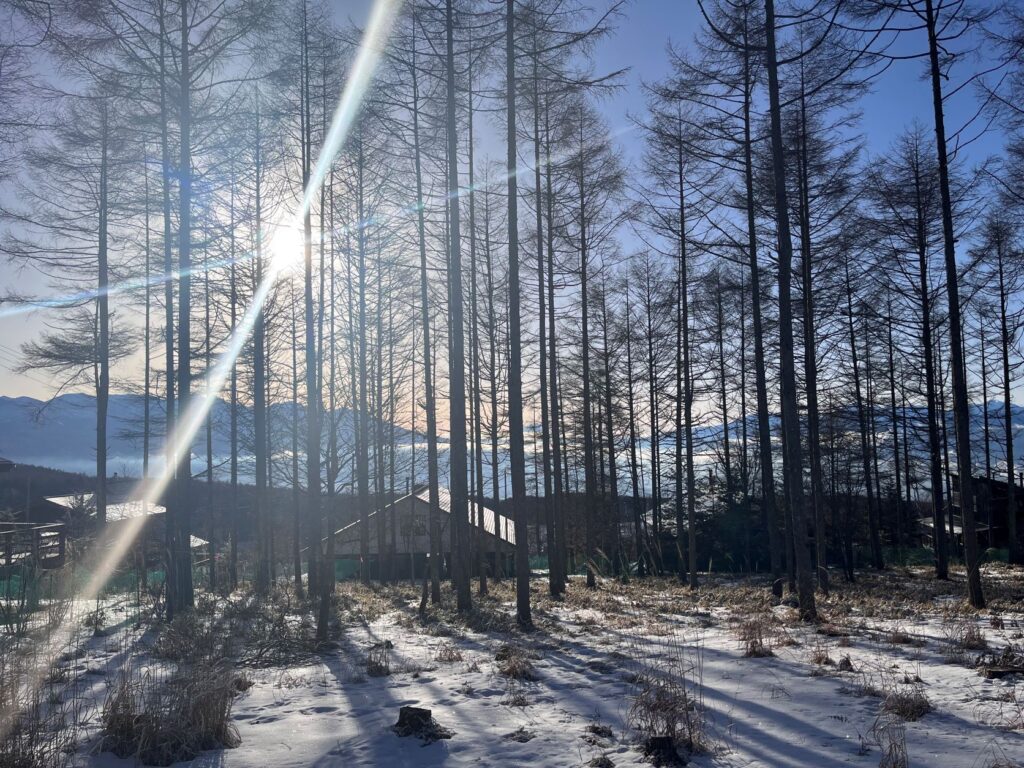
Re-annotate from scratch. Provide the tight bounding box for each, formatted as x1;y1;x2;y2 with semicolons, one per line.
918;517;991;535
426;487;516;545
45;494;166;523
326;486;515;556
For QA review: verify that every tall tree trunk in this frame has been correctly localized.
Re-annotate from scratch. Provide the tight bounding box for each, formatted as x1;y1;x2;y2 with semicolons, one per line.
887;296;904;563
96;104;109;529
484;194;502;579
795;96;827;591
645;265;661;570
924;0;983;607
325;171;339;590
913;159;948;578
600;280;619;571
506;0;532;625
253;101;269;596
291;290;303;595
997;238;1021;563
175;0;194;612
467;62;488;597
845;261;882;570
297;4;324;637
142;150;152;582
411;21;441;605
229;170;239;591
763;0;815;619
544;97;565;593
446;0;472;612
356;130;371;585
158;1;177;617
716;272;732;509
532;35;555;597
741;18;781;585
578;110;597;590
203;229;215;590
625;295;645;576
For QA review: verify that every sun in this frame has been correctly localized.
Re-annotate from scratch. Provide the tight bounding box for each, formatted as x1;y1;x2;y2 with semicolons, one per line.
269;217;304;271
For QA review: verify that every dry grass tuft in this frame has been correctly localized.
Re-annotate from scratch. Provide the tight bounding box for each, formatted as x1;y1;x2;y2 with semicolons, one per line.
738;616;775;658
366;644;391;677
880;685;932;721
495;643;539;681
870;714;909;768
941;615;987;663
102;661;241;766
809;641;833;666
625;630;711;756
886;624;923;647
434;641;463;663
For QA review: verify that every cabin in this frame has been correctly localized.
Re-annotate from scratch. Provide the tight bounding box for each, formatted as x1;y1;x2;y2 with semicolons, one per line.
946;473;1024;552
329;486;516;580
44;491;207;570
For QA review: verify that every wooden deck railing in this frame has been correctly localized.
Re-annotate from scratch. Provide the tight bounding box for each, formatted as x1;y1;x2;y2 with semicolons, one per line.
1;522;67;570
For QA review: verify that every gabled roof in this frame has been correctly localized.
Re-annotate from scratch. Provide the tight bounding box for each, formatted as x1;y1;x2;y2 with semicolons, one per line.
424;487;516;545
45;494;166;523
328;486;515;550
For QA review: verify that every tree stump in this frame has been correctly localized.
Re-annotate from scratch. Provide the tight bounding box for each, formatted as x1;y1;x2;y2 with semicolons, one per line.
395;706;432;733
392;706;454;743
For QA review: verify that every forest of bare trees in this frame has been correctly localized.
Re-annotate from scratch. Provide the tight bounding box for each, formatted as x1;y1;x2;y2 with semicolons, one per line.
2;0;1024;637
5;1;1024;765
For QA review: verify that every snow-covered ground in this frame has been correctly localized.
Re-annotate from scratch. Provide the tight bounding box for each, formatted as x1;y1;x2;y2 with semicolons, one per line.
28;566;1024;767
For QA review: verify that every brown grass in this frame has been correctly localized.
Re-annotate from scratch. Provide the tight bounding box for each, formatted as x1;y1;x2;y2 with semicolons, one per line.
102;661;241;766
738;616;775;658
433;641;463;663
495;644;539;681
366;644;391;677
624;629;711;756
880;685;932;722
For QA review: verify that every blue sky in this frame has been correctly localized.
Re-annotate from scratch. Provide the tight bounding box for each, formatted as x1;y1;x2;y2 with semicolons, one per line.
0;0;1006;398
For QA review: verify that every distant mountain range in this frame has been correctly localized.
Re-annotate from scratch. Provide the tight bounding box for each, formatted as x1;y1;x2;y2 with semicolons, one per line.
0;392;419;481
2;393;1023;488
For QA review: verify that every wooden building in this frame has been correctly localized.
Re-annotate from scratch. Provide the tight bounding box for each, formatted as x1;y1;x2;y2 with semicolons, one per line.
946;473;1023;551
330;486;516;579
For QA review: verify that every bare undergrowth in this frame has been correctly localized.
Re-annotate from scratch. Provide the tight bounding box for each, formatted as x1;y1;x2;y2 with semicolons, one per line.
738;615;776;658
0;565;89;768
102;661;244;766
624;626;712;757
495;643;539;681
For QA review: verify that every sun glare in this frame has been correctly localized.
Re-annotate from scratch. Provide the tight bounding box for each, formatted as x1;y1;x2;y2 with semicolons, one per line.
269;218;305;270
